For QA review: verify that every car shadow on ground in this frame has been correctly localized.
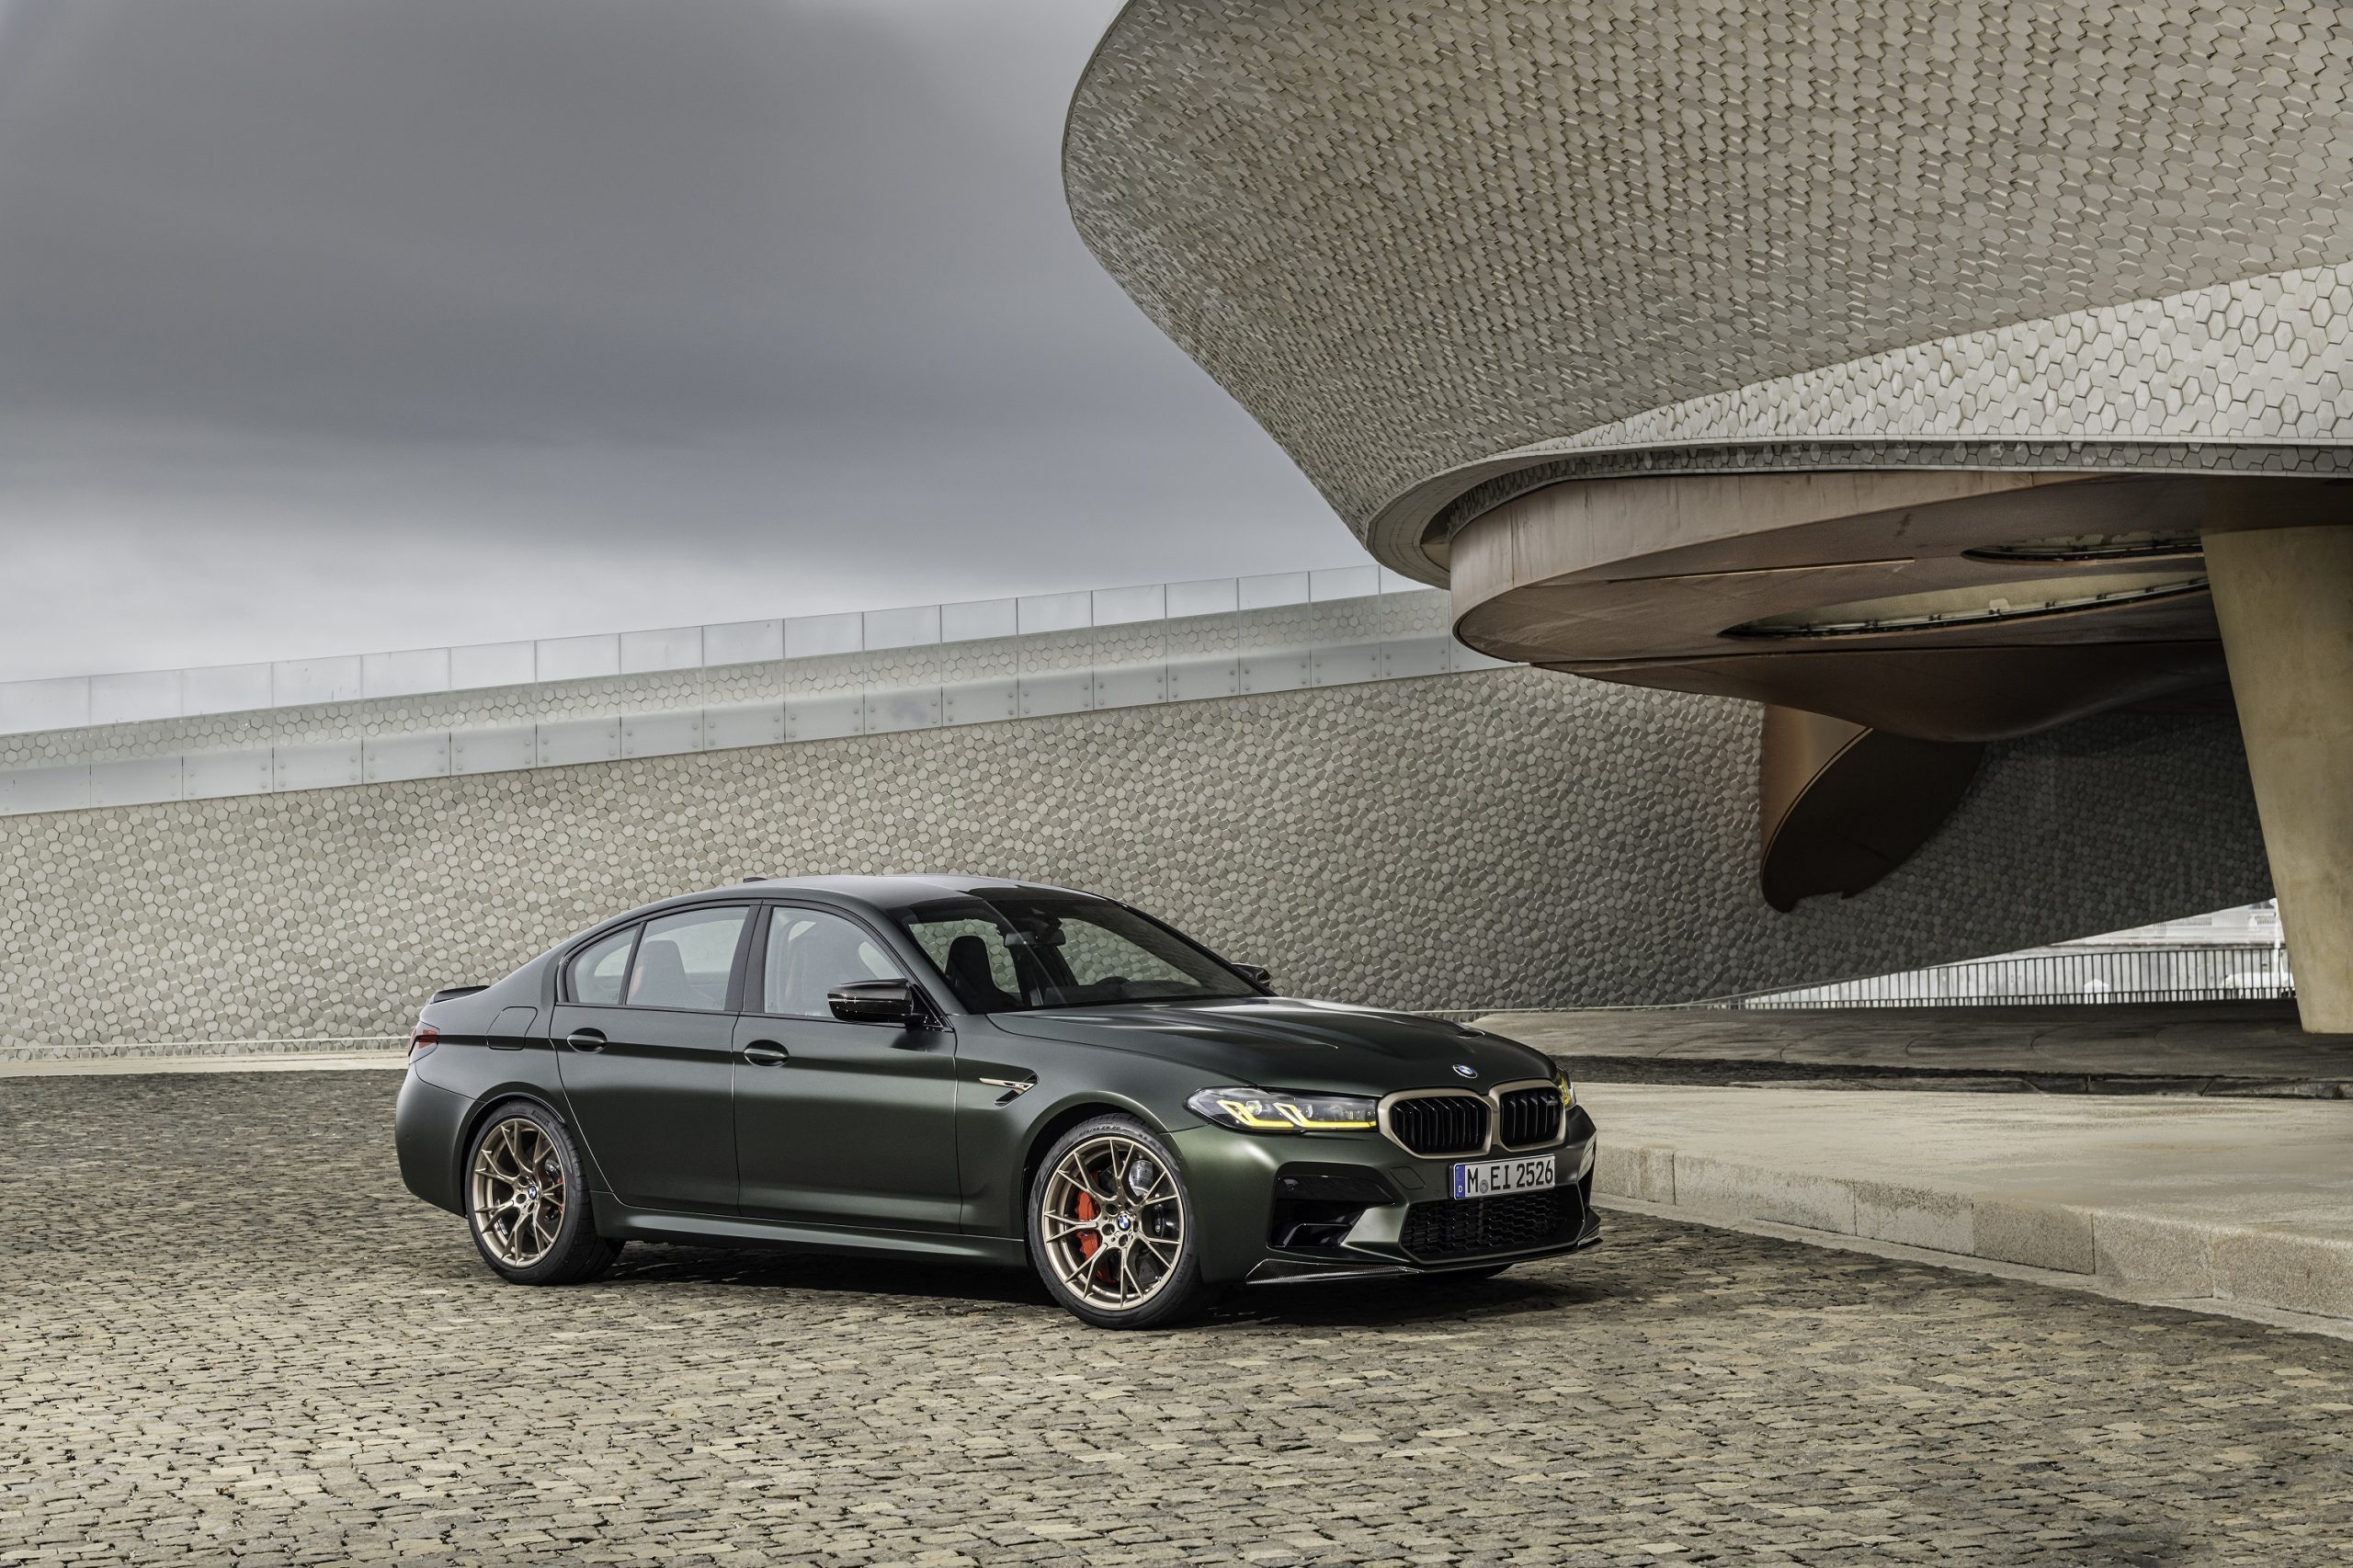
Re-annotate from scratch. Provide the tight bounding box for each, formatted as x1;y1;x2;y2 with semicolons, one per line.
565;1233;1661;1333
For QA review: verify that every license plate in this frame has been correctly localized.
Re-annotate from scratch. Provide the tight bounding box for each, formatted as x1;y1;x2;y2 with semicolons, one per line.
1451;1153;1556;1199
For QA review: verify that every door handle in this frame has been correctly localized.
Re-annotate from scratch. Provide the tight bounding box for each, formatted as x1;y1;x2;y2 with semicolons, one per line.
566;1028;607;1052
741;1041;790;1066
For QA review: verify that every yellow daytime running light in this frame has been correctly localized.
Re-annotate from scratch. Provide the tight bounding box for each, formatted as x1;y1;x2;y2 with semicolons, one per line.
1211;1096;1299;1131
1195;1088;1378;1132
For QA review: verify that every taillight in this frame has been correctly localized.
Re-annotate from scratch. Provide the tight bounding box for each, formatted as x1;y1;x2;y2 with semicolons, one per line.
408;1024;440;1060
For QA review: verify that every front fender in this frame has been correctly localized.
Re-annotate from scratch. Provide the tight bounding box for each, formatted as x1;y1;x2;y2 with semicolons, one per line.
953;1026;1210;1239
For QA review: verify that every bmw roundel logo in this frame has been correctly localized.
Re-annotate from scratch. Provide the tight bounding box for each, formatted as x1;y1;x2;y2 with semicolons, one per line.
1451;1063;1478;1079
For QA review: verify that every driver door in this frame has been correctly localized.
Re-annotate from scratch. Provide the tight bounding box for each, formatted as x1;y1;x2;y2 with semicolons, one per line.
731;904;961;1233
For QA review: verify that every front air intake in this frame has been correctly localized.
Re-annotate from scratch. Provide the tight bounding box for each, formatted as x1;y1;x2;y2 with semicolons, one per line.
1401;1188;1585;1261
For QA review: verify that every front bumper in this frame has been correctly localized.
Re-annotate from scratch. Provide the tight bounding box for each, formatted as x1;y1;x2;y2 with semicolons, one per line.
1170;1104;1601;1285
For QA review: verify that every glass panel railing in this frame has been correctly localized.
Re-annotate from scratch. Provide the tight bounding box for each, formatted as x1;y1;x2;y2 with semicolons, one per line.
784;612;862;660
536;634;620;684
0;576;1492;817
450;641;535;691
184;664;272;717
1238;571;1312;611
363;647;452;700
1016;590;1091;637
272;655;364;708
941;597;1017;643
702;619;783;668
1311;564;1381;602
862;605;941;652
0;563;1460;744
0;676;90;733
1167;577;1238;619
1091;583;1165;626
90;670;183;726
620;627;704;676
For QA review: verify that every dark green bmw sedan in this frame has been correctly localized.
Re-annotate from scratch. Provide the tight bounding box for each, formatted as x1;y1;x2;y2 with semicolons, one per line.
395;875;1599;1328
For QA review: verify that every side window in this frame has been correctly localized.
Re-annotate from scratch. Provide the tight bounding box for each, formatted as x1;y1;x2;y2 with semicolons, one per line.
628;906;748;1012
763;908;905;1017
568;926;638;1006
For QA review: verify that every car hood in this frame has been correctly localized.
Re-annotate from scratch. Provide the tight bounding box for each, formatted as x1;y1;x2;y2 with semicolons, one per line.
981;996;1555;1095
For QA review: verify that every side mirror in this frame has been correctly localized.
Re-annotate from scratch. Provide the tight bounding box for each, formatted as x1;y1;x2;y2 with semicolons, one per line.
828;979;922;1027
1228;962;1273;988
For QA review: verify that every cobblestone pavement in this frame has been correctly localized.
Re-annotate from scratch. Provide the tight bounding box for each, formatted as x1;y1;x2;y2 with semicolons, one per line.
5;1074;2351;1566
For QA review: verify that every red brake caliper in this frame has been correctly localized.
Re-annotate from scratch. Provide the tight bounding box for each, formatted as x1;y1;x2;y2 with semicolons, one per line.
1074;1189;1100;1259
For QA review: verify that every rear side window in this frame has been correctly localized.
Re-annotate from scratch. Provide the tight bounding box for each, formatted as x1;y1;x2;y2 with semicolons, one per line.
568;926;637;1006
628;906;748;1012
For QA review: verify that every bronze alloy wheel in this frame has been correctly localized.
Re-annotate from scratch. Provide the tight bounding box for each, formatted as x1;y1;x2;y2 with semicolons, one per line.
1038;1131;1188;1312
470;1115;567;1268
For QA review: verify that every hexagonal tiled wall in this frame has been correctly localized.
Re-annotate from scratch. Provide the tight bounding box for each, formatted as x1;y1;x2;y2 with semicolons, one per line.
0;670;2266;1050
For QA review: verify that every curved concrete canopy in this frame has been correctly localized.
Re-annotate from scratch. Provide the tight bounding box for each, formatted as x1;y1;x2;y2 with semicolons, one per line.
1443;471;2353;743
1064;0;2353;581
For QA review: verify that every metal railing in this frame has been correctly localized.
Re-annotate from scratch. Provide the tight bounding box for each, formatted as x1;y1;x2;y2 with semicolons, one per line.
1726;944;2297;1009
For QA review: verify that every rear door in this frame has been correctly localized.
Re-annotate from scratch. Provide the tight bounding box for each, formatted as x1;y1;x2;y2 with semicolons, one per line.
551;904;750;1215
732;903;961;1233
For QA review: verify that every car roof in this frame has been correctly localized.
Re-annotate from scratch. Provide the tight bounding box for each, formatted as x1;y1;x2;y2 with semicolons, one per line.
684;872;1106;914
540;874;1111;964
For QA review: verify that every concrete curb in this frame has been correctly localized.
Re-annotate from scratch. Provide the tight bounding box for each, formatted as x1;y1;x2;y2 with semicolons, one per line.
1596;1141;2353;1322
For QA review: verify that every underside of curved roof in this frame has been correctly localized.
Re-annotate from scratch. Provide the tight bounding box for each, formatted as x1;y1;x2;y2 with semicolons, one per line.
1063;0;2353;580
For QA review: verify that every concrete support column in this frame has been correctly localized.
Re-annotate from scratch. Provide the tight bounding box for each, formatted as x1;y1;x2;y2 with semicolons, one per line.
2205;524;2353;1034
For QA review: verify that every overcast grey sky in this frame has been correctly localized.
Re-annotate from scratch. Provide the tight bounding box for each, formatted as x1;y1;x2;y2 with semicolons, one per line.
0;0;1346;681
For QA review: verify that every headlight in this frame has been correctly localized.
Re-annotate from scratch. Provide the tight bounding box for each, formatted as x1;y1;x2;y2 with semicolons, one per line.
1555;1071;1576;1110
1187;1086;1379;1132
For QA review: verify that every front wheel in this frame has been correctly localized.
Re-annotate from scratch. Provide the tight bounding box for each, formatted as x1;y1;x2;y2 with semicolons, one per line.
1029;1117;1213;1329
464;1101;620;1286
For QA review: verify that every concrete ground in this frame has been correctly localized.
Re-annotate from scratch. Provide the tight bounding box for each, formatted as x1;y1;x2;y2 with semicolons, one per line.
6;1070;2353;1565
1579;1082;2353;1326
9;1022;2349;1328
1478;1000;2353;1092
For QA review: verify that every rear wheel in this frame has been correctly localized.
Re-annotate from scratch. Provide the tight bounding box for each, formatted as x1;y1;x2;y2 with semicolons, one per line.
1029;1117;1212;1329
465;1102;620;1286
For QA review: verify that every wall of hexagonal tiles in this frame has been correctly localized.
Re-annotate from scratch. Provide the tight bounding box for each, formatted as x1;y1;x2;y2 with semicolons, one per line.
0;668;2268;1052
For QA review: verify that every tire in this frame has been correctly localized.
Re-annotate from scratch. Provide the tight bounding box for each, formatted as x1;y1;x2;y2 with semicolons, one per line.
1029;1115;1214;1329
463;1100;621;1286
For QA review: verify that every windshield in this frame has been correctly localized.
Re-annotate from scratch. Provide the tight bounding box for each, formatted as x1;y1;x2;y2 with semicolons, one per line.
892;892;1260;1013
